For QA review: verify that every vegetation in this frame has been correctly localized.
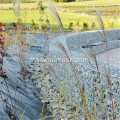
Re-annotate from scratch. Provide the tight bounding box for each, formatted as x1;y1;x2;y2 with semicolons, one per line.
0;0;37;3
0;0;120;3
0;10;120;31
0;0;120;119
31;19;36;30
53;0;75;3
54;0;120;6
28;1;117;119
83;22;88;30
0;0;120;31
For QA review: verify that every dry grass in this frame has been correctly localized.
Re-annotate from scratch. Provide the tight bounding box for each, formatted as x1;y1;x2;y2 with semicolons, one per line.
36;1;116;120
1;0;117;119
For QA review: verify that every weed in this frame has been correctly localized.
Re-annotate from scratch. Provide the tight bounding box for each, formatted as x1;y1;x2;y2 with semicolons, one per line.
37;1;116;120
73;24;81;33
91;22;96;30
37;0;46;30
83;22;89;30
31;19;36;30
69;22;73;29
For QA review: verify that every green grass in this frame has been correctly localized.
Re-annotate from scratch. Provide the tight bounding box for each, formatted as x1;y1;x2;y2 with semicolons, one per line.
0;0;37;3
0;0;120;5
0;3;37;9
54;0;120;7
0;10;120;30
0;0;120;9
0;0;120;31
59;9;120;13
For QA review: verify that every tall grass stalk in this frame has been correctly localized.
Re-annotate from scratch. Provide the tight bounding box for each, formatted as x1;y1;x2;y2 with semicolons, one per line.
94;7;115;120
46;1;97;119
11;0;30;72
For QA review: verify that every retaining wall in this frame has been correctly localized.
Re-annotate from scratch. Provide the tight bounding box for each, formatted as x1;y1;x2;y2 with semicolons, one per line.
49;29;120;119
66;29;120;54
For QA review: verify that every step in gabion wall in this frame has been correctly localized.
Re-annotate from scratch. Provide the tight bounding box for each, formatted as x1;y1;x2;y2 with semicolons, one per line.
90;40;120;54
66;29;120;54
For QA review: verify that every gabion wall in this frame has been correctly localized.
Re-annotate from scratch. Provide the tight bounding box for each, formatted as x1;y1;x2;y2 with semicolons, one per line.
49;53;120;119
49;29;120;119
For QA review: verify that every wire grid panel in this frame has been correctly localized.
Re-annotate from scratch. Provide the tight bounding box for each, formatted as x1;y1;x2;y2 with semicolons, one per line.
49;52;120;119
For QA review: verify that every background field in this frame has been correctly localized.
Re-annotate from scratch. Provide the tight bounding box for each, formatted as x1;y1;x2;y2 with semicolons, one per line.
0;0;120;31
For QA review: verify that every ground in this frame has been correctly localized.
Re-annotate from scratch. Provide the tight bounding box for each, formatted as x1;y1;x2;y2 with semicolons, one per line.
96;48;120;67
